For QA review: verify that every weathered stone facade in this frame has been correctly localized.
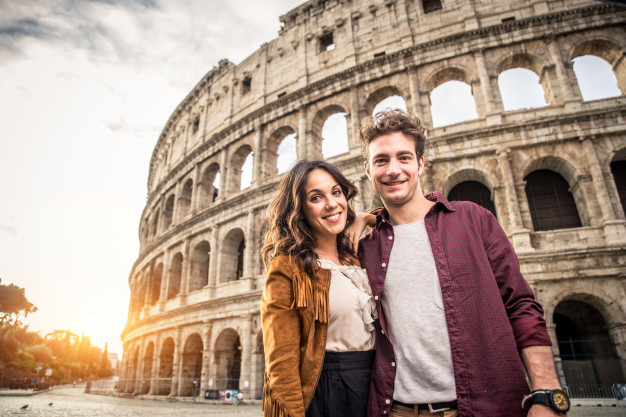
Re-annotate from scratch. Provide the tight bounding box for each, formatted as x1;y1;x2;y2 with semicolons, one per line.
120;0;626;400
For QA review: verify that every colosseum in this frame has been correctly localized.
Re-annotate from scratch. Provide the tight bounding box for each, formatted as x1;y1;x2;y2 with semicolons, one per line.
119;0;626;402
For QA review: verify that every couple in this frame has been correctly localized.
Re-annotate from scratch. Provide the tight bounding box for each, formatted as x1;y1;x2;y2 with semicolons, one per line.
260;110;569;417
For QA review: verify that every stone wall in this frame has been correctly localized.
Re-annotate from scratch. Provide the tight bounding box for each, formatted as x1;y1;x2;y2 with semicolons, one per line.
120;0;626;400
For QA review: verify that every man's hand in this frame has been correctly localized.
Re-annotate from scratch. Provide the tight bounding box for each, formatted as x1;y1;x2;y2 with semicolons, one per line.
346;212;376;253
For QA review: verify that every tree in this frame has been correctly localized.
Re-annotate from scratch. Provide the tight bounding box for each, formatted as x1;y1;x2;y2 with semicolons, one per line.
0;278;37;325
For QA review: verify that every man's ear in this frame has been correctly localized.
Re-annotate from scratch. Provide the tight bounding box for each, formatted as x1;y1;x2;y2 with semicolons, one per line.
417;156;425;176
364;161;372;180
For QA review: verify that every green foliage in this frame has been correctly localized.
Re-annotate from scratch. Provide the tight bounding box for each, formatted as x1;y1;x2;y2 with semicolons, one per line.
0;279;114;386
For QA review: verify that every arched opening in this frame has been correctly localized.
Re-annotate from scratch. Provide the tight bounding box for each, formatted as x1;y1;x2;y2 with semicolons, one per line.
157;338;175;395
150;263;162;305
167;253;183;299
322;113;349;159
198;163;220;208
372;95;407;116
163;194;175;229
232;145;253;191
524;170;582;231
189;241;210;292
277;133;297;174
179;179;193;219
220;229;246;283
141;342;154;394
573;55;621;101
214;329;242;390
447;181;497;218
430;80;478;127
610;160;626;215
554;299;624;396
180;333;203;397
498;68;548;111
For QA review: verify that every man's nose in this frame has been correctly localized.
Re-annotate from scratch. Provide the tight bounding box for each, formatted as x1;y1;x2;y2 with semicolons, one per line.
386;158;401;175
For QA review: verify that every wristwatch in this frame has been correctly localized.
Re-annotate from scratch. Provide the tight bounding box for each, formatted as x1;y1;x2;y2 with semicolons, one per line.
523;389;570;414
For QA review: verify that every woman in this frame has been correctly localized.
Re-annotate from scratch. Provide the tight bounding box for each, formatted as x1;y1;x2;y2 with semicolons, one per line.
261;160;377;417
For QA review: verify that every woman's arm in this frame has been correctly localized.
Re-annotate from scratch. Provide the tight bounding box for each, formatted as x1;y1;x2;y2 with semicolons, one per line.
346;212;376;254
261;257;306;417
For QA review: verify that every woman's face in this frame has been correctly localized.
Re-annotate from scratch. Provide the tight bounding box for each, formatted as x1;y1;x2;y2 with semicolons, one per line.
301;168;348;242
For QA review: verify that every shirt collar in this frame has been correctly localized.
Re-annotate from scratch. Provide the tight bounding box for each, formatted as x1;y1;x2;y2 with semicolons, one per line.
371;191;456;227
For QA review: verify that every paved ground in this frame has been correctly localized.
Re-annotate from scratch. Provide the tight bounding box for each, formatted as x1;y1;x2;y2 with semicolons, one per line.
0;388;623;416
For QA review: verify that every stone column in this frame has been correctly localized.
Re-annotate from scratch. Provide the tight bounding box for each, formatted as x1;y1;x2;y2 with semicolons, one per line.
208;225;220;294
200;322;213;393
408;66;420;116
244;210;256;279
298;106;308;158
158;254;170;312
418;89;433;129
545;36;576;104
133;343;144;394
148;335;161;395
496;149;533;252
348;86;361;150
580;136;626;244
172;180;182;226
474;49;502;125
252;126;264;186
613;51;626;94
180;239;191;298
239;315;254;396
218;147;229;200
171;327;182;397
421;161;435;195
191;163;202;215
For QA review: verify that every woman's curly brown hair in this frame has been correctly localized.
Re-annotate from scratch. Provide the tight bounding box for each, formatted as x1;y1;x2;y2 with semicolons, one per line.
261;160;359;278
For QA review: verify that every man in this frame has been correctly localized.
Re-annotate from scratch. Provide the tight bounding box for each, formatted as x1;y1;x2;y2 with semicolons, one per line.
357;110;569;417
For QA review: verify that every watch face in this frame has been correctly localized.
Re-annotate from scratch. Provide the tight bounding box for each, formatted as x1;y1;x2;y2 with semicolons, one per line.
551;391;570;412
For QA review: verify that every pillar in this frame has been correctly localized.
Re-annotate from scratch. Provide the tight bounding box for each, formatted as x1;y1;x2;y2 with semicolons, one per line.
348;87;361;150
171;328;182;397
218;147;229;199
239;315;254;397
244;210;256;278
190;163;202;214
298;106;308;158
208;225;220;293
201;322;213;393
496;148;533;252
545;36;576;104
252;126;264;186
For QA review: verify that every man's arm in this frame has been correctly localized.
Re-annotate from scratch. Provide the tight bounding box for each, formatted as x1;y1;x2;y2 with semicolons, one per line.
520;346;566;416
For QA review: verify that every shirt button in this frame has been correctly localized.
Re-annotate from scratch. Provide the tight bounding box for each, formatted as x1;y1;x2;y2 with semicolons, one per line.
374;295;379;301
391;362;396;367
388;235;393;240
385;399;391;404
381;329;385;335
382;263;386;268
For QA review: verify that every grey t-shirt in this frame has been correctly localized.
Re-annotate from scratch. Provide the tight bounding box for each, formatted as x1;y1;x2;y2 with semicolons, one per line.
381;219;456;403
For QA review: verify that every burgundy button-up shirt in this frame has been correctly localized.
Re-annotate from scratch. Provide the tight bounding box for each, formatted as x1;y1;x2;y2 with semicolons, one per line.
358;192;551;417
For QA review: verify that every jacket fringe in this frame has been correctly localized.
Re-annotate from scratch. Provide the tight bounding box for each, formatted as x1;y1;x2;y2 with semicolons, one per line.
291;271;328;324
263;378;296;417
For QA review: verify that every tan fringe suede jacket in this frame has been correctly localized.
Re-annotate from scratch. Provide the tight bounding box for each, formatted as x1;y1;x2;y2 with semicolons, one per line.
262;254;358;417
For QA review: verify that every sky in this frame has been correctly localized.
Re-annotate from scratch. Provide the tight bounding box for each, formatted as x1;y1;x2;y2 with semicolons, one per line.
0;0;620;358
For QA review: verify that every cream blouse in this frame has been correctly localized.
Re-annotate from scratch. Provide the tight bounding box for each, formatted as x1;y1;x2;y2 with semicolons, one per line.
318;259;377;352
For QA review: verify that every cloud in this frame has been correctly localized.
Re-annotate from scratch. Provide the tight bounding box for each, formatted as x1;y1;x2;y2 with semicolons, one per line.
0;224;17;236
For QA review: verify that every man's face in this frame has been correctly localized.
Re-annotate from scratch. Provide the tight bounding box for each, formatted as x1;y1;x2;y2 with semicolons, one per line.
364;132;424;208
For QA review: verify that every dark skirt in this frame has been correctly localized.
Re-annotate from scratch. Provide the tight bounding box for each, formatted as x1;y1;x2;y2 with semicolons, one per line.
306;350;375;417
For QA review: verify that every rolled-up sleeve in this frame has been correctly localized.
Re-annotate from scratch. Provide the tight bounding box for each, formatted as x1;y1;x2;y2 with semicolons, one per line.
480;209;552;348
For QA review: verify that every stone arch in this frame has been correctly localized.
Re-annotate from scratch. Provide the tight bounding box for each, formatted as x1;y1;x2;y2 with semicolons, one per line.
150;262;163;305
163;194;175;230
496;53;550;109
267;126;297;176
570;38;626;95
189;240;210;292
157;338;175;395
549;291;626;390
214;328;242;390
167;252;183;299
441;168;498;218
219;228;245;283
198;162;220;207
230;144;253;192
180;333;204;397
425;66;478;127
178;178;193;220
311;104;349;160
141;342;154;394
364;86;405;116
